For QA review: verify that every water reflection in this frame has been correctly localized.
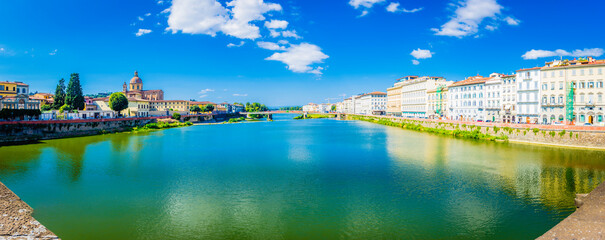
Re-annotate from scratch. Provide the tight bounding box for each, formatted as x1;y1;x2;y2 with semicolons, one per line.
385;128;605;214
0;117;604;239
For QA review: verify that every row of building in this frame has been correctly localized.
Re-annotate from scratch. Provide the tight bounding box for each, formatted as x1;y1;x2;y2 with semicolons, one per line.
332;57;605;125
0;71;245;120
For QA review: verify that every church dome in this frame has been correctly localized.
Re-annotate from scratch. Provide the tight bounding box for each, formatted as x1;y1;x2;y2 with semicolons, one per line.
130;71;142;84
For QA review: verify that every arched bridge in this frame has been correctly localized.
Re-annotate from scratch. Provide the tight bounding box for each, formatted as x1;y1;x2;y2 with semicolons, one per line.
243;111;303;120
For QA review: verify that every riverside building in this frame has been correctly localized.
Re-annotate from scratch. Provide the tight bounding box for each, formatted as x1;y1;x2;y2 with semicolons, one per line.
501;74;518;123
541;57;605;125
427;86;449;119
516;67;541;124
485;73;504;122
386;78;405;116
354;92;386;115
400;76;451;118
447;75;491;121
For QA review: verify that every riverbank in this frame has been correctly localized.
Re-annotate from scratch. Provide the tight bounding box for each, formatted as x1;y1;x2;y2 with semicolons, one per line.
343;114;605;150
538;181;605;239
294;113;335;120
0;182;58;239
350;115;509;141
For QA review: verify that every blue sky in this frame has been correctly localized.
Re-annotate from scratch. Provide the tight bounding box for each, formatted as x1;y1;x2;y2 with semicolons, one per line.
0;0;603;106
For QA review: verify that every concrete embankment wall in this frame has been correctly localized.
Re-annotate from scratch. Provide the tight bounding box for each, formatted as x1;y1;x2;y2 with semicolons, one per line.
0;117;158;144
0;182;58;239
346;115;605;150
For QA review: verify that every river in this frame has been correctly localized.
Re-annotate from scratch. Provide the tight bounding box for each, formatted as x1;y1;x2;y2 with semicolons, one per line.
0;114;604;239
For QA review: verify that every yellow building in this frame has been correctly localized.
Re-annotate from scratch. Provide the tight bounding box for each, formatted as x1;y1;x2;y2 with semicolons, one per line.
386;81;404;116
31;93;54;105
0;81;29;98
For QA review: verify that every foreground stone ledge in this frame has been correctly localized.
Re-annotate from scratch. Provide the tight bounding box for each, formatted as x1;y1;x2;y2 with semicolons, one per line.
538;181;605;240
0;182;59;240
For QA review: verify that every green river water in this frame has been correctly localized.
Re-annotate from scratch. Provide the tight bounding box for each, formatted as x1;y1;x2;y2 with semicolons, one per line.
0;114;604;239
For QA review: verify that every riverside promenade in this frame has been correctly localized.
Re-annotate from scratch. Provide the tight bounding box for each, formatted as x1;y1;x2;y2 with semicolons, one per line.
0;182;58;239
341;114;605;150
538;181;605;239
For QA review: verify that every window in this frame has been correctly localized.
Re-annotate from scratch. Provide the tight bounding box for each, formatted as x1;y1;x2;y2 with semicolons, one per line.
559;96;563;103
589;69;594;75
542;84;547;90
551;72;555;77
572;70;577;76
580;69;585;76
559;71;563;77
551;82;555;90
589;82;595;88
559;82;564;90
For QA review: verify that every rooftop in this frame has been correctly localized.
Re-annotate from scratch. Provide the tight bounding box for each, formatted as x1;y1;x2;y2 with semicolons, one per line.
450;76;492;87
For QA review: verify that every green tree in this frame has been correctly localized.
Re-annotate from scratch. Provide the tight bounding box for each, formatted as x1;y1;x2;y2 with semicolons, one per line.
66;73;85;110
53;78;66;109
331;105;337;112
58;104;72;113
204;104;215;112
109;92;129;116
190;105;202;113
40;104;52;111
172;112;181;120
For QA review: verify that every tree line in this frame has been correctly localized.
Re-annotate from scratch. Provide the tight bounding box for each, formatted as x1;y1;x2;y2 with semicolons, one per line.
42;73;85;112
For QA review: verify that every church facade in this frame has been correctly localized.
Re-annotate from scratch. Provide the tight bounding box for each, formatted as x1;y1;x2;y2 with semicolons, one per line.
122;71;164;101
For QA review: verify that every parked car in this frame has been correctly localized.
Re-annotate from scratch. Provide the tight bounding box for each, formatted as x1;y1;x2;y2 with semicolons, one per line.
583;123;593;126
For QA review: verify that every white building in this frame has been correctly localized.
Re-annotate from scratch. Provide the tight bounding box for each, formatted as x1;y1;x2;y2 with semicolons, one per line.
485;73;504;122
447;75;490;121
400;76;451;118
501;74;518;123
354;92;386;115
302;103;318;112
516;67;541;124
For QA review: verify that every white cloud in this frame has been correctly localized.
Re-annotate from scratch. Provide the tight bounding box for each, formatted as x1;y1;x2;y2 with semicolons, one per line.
257;41;286;51
412;60;420;65
504;16;519;25
165;0;281;40
145;13;152;17
227;41;245;47
485;25;496;31
411;48;433;59
49;49;58;56
522;48;604;60
349;0;385;17
277;40;289;45
157;0;164;4
308;67;324;75
432;0;513;37
267;29;300;39
265;43;329;74
386;2;423;13
349;0;385;9
135;29;152;37
264;20;288;29
281;30;301;39
199;88;215;94
233;93;248;97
